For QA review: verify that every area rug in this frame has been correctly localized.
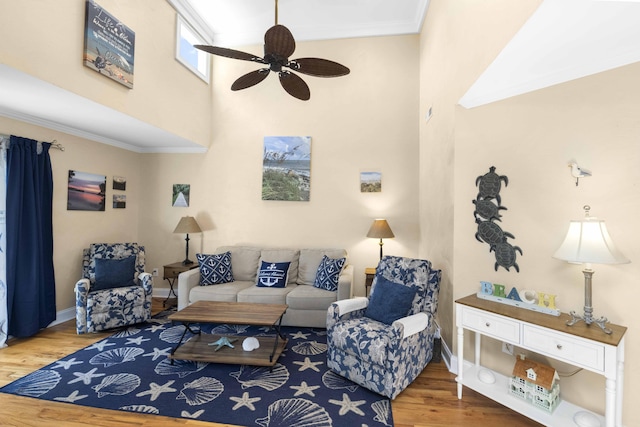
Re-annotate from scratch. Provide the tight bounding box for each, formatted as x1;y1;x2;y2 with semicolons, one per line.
0;313;393;427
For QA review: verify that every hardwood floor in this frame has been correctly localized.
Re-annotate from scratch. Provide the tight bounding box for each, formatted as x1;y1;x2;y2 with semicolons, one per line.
0;299;541;426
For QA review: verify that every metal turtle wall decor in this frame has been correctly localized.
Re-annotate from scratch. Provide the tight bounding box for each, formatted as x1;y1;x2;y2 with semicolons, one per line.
473;166;523;272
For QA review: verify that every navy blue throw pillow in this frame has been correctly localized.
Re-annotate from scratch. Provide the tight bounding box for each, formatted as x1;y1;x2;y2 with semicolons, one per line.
93;256;136;291
313;255;346;291
197;252;234;285
365;277;417;324
256;261;290;288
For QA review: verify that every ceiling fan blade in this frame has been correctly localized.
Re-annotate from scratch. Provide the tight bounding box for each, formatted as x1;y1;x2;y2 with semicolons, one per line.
290;58;350;77
279;71;310;101
194;45;263;63
264;25;296;58
231;69;270;91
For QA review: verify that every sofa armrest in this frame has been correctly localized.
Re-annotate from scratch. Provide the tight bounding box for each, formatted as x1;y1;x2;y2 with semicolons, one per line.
392;312;429;339
177;267;201;310
336;264;354;300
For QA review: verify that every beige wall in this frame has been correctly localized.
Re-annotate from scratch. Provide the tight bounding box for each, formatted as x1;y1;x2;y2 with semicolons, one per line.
0;0;212;146
421;0;639;424
139;34;422;297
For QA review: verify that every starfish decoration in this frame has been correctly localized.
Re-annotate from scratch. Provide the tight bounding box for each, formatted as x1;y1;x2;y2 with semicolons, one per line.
290;381;320;397
135;380;177;401
84;340;115;352
229;391;261;411
289;331;310;340
209;337;237;351
292;356;323;372
52;357;83;370
54;390;88;403
143;347;172;361
329;393;367;416
68;367;105;385
145;323;167;333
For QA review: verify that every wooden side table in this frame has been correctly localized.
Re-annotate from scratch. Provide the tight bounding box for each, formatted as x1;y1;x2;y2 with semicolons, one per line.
364;267;376;296
163;262;198;308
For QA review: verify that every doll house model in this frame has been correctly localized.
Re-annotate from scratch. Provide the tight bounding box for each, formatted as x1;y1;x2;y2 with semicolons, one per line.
510;356;560;413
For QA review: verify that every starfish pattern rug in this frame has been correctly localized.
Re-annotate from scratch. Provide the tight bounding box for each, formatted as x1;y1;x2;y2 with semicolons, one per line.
0;313;393;427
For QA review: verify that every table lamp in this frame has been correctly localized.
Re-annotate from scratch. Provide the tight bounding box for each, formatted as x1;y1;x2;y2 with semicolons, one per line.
173;216;202;265
553;205;629;334
367;219;394;260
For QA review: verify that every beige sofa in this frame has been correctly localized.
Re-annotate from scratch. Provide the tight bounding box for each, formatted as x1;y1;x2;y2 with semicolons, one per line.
177;246;353;328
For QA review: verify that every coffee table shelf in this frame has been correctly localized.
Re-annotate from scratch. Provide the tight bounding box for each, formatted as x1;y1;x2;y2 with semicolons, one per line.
168;334;288;366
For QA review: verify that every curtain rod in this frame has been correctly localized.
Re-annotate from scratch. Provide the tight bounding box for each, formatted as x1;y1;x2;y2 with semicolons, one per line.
0;134;65;151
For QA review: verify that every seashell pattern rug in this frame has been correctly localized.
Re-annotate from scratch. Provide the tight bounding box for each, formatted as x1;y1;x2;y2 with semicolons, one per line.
0;311;393;427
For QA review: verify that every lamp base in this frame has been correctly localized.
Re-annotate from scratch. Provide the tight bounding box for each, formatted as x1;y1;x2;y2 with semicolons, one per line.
182;259;194;266
566;311;612;334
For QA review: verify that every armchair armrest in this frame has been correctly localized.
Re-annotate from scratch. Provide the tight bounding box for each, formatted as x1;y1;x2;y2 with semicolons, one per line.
333;296;368;316
177;267;201;310
138;272;153;296
392;312;429;339
336;264;354;300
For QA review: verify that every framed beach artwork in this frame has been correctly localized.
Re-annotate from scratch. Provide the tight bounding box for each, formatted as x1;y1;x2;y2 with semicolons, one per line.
113;194;126;209
360;171;382;192
113;175;126;191
83;0;135;88
67;170;106;211
173;184;190;207
262;136;311;201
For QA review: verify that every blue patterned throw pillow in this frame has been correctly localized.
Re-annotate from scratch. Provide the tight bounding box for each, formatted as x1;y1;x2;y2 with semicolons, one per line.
313;255;346;291
365;276;417;324
256;261;290;288
197;252;234;285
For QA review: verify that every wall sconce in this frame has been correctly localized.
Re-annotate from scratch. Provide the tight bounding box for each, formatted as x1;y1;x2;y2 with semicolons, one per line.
553;206;629;334
173;216;202;265
367;219;394;260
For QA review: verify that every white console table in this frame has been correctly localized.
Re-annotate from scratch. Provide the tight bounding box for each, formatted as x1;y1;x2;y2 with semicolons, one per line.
456;294;626;427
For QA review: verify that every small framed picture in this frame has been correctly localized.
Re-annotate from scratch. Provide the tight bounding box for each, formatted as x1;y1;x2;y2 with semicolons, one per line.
113;194;126;209
113;176;126;191
173;184;190;207
360;171;382;193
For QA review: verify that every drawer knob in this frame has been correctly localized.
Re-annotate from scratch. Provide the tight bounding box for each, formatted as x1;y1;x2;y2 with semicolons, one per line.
485;322;491;327
556;344;563;350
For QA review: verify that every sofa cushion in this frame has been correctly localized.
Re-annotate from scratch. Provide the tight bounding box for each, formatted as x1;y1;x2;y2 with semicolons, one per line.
298;248;347;285
190;281;255;303
196;252;234;285
313;255;346;291
216;246;261;282
256;261;290;288
286;284;338;311
237;284;293;305
93;256;136;291
365;277;418;325
259;249;300;284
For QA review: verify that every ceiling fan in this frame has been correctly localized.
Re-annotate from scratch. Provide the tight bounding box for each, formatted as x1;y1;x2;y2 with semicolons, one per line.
194;0;350;101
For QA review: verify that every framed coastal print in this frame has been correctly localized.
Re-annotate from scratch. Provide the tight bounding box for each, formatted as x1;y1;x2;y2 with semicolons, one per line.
360;171;382;193
262;136;311;201
67;170;106;211
173;184;190;207
83;0;135;88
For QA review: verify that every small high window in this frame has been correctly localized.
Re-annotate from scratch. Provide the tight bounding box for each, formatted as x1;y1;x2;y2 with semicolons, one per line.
176;15;210;83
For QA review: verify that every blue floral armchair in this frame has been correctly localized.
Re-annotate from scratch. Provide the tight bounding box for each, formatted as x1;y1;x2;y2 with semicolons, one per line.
326;255;441;399
74;243;152;334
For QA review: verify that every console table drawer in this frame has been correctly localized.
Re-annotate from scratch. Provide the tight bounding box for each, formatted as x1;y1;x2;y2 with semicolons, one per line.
461;307;520;343
523;325;605;372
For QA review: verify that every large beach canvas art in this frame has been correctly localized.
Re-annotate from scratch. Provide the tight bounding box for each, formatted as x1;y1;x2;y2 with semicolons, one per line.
67;170;107;211
262;136;311;201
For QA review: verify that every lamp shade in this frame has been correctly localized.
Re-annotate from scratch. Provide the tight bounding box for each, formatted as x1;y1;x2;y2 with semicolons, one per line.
366;219;395;239
173;216;202;234
553;212;628;265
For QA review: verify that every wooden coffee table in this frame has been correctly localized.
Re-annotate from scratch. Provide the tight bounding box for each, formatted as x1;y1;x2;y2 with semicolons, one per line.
167;300;288;367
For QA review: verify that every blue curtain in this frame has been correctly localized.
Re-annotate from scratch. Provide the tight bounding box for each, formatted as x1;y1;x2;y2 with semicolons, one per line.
6;136;56;337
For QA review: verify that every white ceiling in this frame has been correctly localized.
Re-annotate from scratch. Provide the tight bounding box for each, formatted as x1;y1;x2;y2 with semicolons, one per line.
2;0;640;152
169;0;431;47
